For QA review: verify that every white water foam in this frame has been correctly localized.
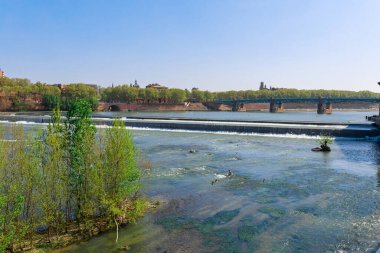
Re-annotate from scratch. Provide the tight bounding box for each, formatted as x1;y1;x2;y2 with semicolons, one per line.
124;118;349;129
1;121;379;142
119;126;380;142
214;174;227;179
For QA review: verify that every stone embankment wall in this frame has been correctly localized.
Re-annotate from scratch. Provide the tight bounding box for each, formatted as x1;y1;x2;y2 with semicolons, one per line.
0;91;45;111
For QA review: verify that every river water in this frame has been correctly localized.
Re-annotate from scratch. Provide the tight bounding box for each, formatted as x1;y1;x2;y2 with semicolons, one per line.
3;111;380;253
16;109;377;123
92;110;377;123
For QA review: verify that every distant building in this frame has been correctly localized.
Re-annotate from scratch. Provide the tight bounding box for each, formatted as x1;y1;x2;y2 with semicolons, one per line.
259;82;268;90
146;83;168;89
259;82;286;91
130;80;140;88
0;69;4;78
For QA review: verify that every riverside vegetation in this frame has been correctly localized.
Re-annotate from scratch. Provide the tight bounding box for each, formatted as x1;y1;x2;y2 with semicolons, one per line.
0;100;148;252
1;76;379;112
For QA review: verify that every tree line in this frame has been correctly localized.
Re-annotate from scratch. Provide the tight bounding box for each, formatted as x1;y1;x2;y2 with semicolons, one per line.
101;85;380;104
0;77;98;110
1;76;379;110
0;100;147;251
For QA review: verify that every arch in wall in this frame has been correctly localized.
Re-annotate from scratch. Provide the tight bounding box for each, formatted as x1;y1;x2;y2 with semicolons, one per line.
109;104;121;111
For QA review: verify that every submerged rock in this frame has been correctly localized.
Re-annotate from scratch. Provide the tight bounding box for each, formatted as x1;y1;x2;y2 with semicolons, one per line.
312;145;331;152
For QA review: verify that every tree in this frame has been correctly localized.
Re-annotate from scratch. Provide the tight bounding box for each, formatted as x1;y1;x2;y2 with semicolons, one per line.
65;100;98;230
168;89;186;103
145;88;159;103
101;120;147;243
62;84;98;110
43;94;60;110
191;90;205;102
39;107;67;240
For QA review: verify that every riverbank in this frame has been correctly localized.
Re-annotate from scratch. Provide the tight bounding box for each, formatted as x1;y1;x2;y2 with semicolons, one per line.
6;201;159;253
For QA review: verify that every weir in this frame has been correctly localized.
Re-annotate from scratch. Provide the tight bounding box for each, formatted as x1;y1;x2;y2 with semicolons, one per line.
0;115;379;139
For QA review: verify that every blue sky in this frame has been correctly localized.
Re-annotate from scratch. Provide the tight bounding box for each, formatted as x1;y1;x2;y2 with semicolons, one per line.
1;0;380;91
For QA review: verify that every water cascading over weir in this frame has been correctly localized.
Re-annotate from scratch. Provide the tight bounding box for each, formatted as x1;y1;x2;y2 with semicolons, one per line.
0;114;379;139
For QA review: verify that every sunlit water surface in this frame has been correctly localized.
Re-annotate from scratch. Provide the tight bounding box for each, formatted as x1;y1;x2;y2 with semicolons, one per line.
17;110;377;123
1;111;380;253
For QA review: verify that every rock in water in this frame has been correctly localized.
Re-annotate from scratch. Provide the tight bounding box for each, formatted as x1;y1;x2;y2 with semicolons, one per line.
312;146;331;152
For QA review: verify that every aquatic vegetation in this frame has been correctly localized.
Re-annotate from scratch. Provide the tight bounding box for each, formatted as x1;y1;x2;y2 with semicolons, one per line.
295;205;320;216
258;206;286;219
204;209;240;225
238;225;258;242
156;216;199;231
156;209;241;252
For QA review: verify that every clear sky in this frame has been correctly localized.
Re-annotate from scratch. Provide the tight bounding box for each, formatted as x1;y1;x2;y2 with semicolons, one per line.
1;0;380;91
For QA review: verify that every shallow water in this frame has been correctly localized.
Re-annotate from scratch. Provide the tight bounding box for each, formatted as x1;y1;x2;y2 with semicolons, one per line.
53;128;380;253
1;111;380;252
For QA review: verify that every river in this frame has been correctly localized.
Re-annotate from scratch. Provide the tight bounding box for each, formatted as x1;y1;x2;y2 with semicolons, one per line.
2;110;380;252
16;109;377;123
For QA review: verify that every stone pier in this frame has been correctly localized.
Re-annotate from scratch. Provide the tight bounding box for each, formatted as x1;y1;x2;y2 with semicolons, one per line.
269;102;284;113
232;103;246;112
317;102;332;114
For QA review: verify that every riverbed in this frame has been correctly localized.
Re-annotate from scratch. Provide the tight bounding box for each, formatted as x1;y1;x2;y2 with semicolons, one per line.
2;111;380;252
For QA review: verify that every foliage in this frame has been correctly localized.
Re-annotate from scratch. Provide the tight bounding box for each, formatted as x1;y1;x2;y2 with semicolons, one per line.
318;133;333;147
2;74;379;111
43;93;60;110
0;77;99;111
100;85;380;104
0;101;147;250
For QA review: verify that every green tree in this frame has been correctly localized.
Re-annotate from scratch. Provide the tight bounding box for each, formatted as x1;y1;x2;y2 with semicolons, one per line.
65;100;97;228
101;120;147;243
145;88;159;103
191;90;205;102
43;94;61;110
168;89;186;103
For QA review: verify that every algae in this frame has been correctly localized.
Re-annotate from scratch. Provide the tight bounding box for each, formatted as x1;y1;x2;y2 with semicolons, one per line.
258;206;286;219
